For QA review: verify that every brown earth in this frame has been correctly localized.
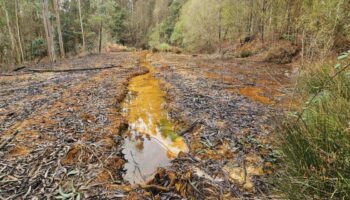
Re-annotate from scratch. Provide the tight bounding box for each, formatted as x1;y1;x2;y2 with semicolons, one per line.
0;51;294;199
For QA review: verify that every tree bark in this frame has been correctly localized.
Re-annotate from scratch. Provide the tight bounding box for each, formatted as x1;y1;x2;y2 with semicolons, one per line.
2;2;19;64
217;0;222;54
77;0;86;52
248;0;254;36
15;0;24;63
260;0;267;46
285;0;292;35
53;0;65;58
42;0;56;62
99;20;103;53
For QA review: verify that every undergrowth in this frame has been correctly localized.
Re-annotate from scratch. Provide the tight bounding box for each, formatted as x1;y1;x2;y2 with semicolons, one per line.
273;51;350;199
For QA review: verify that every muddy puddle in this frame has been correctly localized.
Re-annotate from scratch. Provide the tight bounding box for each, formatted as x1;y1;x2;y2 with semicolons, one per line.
121;56;188;184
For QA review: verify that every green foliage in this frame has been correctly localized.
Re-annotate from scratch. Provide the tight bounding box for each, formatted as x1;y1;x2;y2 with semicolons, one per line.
297;0;350;58
0;0;349;64
170;20;185;46
160;0;185;43
280;34;296;42
111;5;127;44
31;37;46;57
159;43;171;52
148;26;161;49
302;53;350;100
274;53;350;199
158;118;180;141
171;0;220;52
240;50;253;58
148;0;186;48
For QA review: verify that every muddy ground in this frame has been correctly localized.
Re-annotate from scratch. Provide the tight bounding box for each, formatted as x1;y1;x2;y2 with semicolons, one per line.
0;52;293;199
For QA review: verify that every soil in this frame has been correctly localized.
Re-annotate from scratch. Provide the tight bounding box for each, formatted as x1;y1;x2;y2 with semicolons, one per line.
0;51;293;199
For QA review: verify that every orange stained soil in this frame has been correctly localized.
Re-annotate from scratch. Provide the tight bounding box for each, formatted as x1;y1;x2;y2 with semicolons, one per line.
7;145;30;157
239;87;273;105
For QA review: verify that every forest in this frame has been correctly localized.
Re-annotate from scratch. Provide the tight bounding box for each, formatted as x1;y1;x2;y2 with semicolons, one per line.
0;0;349;199
1;0;349;65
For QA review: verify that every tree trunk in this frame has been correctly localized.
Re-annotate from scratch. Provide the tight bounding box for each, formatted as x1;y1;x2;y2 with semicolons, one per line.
260;0;267;46
53;0;65;58
42;0;56;62
99;20;103;53
15;0;24;63
285;0;292;35
129;0;134;13
248;0;254;36
2;2;19;64
77;0;86;52
217;0;222;54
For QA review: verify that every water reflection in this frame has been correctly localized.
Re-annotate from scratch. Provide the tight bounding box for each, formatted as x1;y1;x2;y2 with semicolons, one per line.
122;58;188;184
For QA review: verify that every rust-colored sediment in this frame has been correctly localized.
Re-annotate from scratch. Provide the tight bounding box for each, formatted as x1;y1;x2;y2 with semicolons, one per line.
239;87;273;104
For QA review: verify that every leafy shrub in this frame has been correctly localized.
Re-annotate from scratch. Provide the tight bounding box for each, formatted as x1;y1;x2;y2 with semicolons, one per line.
31;37;46;58
274;52;350;199
159;43;171;52
240;50;253;58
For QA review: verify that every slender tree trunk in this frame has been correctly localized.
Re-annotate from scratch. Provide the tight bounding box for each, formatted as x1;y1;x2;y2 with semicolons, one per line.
42;0;56;62
77;0;86;52
3;2;19;64
129;0;134;13
15;0;24;63
248;0;254;36
99;20;103;53
53;0;65;58
217;0;222;54
285;0;292;35
260;0;267;46
301;29;305;66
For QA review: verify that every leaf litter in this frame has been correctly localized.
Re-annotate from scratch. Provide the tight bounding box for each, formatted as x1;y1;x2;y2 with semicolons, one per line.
0;51;293;199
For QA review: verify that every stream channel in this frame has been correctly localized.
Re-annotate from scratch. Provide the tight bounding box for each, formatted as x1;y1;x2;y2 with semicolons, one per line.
121;55;188;184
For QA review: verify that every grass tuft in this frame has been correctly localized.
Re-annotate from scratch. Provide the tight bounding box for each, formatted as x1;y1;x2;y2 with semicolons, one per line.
273;54;350;199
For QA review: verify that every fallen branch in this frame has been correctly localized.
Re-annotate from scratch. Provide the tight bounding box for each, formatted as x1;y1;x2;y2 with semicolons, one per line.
140;184;170;192
28;65;121;73
13;66;26;72
0;65;122;76
0;73;19;77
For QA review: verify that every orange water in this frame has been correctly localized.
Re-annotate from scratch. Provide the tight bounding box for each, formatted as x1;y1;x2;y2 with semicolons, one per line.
122;56;188;184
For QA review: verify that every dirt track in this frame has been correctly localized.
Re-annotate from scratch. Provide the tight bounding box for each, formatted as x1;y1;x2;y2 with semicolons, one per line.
0;52;293;199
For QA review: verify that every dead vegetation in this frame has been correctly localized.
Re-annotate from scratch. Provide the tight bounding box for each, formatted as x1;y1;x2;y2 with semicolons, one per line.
124;52;294;198
0;52;148;199
264;41;300;64
0;51;294;199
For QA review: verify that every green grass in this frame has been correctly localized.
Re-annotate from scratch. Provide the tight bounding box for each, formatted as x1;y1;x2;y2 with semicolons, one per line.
159;43;171;52
273;54;350;199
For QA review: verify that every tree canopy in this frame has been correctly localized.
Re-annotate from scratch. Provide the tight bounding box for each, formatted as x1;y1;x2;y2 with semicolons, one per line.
0;0;349;65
